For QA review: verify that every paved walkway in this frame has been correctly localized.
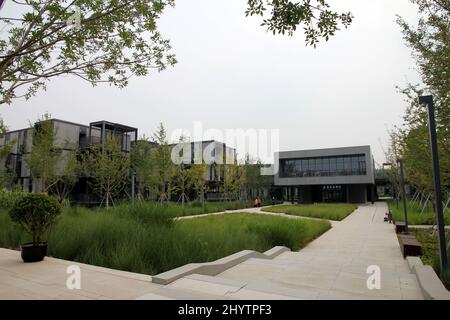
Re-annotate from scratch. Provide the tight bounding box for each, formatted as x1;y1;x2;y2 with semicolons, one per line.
176;205;341;226
214;202;424;299
0;202;424;299
0;248;163;299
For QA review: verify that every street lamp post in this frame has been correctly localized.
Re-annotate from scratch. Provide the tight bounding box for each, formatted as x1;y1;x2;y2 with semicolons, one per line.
419;95;448;274
397;158;408;234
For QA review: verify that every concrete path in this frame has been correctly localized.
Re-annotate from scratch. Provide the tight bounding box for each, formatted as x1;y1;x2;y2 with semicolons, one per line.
176;205;341;227
214;202;423;299
0;248;163;299
0;202;424;299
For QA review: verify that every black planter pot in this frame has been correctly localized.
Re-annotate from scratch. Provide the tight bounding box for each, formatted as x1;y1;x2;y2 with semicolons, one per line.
20;242;48;263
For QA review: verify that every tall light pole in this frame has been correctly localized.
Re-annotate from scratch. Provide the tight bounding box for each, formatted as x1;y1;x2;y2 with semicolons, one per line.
419;95;448;274
396;158;408;234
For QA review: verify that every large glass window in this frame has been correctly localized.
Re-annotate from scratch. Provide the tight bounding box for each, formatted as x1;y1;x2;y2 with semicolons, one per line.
280;154;366;178
351;156;359;174
301;159;308;176
322;158;330;175
308;158;316;174
329;157;337;172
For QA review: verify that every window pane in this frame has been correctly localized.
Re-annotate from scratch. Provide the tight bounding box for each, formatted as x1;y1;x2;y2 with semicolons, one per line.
322;158;330;173
309;158;315;172
359;161;366;174
316;158;322;172
344;157;352;172
302;159;308;173
280;155;367;177
329;157;337;171
336;157;344;172
351;156;359;173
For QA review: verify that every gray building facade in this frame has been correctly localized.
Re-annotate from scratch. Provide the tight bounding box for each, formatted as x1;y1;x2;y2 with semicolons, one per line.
1;118;238;203
0;119;137;198
274;146;376;204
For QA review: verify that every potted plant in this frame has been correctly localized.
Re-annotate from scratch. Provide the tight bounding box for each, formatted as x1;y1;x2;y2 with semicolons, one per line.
9;193;62;263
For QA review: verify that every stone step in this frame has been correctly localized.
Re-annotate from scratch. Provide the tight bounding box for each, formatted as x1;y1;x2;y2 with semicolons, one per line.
150;274;326;300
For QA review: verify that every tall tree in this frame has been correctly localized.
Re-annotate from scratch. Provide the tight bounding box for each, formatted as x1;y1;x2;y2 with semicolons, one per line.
190;162;207;202
222;161;246;201
149;122;174;204
384;129;402;200
394;0;450;199
130;136;154;200
0;117;15;188
243;154;272;199
24;113;60;192
171;165;194;207
0;0;176;105
0;117;6;138
47;141;81;203
82;136;130;209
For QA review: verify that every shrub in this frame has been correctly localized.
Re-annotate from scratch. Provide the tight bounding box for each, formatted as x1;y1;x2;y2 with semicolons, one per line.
0;188;25;209
9;193;62;245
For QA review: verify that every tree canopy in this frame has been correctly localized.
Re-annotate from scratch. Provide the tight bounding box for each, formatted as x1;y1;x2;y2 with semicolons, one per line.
0;0;352;105
246;0;352;45
0;0;177;104
388;0;449;199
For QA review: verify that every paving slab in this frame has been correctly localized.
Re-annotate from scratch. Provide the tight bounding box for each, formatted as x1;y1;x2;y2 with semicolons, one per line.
217;202;424;300
0;248;162;300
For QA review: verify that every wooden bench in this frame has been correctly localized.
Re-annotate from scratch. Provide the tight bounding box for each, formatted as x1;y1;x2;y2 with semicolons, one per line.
395;221;406;234
398;234;422;258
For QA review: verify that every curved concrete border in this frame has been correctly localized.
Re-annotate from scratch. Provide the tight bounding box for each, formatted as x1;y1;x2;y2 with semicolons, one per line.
152;246;290;285
407;256;450;300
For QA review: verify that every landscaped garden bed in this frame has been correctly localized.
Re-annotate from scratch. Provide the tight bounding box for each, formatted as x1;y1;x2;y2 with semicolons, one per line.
411;228;450;290
262;203;357;221
387;200;450;225
0;202;331;275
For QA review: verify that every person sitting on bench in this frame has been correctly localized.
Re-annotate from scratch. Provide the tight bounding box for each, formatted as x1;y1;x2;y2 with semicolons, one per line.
387;210;393;224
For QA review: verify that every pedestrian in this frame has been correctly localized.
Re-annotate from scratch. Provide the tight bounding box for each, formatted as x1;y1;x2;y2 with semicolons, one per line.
387;210;393;224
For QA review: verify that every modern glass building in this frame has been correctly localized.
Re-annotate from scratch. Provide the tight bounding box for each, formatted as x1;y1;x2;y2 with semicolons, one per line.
274;146;376;203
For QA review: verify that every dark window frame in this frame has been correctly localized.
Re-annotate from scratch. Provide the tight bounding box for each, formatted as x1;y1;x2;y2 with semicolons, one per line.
279;154;367;178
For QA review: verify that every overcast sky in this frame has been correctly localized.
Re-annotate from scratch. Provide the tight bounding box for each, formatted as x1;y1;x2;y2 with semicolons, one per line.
0;0;422;165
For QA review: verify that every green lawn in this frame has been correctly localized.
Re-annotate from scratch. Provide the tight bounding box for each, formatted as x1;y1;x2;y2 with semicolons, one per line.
0;205;330;275
111;200;255;218
411;228;450;290
0;189;254;218
387;200;450;225
262;203;357;221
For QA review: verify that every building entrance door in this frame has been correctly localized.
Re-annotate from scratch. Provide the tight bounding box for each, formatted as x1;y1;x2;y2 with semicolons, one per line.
322;185;345;203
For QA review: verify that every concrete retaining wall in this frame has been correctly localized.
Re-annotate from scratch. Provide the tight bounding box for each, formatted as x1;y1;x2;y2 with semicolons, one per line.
152;246;290;285
407;256;450;300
